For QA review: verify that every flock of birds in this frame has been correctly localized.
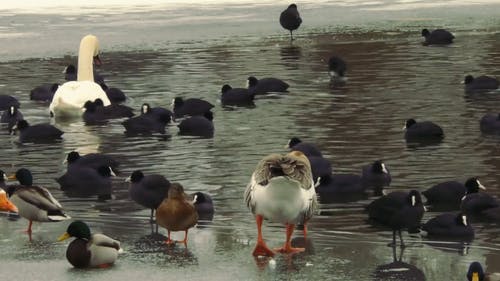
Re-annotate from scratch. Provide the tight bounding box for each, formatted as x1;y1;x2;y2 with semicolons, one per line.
0;3;499;280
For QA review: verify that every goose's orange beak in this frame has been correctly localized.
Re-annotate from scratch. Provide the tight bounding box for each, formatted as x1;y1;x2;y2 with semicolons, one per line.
0;191;17;213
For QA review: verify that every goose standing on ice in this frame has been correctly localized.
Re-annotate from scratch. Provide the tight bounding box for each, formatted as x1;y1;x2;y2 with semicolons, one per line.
244;151;317;257
49;35;111;119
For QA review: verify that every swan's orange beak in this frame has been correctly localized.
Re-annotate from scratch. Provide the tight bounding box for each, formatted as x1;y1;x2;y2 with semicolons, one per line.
472;272;479;281
0;191;17;213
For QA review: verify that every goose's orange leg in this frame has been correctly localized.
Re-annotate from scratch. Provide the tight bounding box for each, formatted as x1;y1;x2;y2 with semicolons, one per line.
252;215;274;257
275;223;304;254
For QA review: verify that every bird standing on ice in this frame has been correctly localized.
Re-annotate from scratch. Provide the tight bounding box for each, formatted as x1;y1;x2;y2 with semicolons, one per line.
244;151;317;257
49;35;111;119
6;168;71;240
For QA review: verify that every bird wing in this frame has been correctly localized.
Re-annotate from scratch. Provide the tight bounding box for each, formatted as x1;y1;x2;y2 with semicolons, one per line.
251;153;282;185
92;233;121;251
302;180;318;222
244;154;282;213
244;173;258;214
283;152;314;190
14;185;62;211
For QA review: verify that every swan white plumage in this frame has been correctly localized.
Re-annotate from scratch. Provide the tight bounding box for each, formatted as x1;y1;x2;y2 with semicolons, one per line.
49;35;111;118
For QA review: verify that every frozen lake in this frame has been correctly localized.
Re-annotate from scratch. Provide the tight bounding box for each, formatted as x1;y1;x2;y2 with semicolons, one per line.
0;0;500;280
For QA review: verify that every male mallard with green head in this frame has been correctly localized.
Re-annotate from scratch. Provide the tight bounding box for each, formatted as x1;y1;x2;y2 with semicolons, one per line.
58;220;122;268
6;168;70;239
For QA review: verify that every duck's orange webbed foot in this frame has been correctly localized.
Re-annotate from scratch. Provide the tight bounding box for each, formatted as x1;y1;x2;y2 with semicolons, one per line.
97;263;113;269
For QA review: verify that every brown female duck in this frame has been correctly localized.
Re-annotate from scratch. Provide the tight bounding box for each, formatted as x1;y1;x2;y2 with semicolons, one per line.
156;183;198;246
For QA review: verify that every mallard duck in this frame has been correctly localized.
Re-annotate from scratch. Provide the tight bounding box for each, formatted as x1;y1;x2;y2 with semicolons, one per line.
58;220;122;268
244;151;318;257
126;170;170;222
156;183;198;246
0;188;17;213
467;262;485;281
6;168;70;237
49;35;111;119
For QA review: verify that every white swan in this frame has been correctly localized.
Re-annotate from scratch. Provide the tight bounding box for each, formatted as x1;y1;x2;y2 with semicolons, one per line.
49;35;110;118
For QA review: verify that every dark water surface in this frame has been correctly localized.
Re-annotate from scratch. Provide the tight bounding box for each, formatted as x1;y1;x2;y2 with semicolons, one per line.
1;1;500;280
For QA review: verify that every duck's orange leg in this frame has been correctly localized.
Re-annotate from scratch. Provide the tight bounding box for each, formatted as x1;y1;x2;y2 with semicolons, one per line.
25;220;33;242
165;230;175;245
275;223;305;254
26;220;33;234
252;215;274;257
176;230;189;247
302;223;308;240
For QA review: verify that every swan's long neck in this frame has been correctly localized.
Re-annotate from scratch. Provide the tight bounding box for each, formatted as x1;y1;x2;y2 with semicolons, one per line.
77;35;98;82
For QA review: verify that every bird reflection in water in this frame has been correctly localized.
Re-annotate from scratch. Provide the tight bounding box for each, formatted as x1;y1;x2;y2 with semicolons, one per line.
280;44;302;61
373;245;425;281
